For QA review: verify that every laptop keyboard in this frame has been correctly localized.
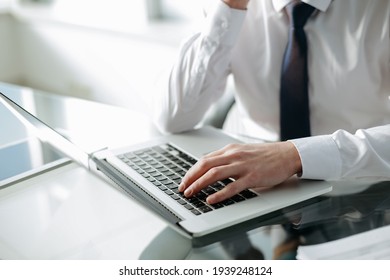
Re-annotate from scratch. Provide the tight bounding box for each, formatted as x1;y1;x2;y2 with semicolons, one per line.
117;144;257;216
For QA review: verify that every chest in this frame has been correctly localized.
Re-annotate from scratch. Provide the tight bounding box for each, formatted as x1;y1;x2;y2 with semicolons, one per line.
231;1;390;102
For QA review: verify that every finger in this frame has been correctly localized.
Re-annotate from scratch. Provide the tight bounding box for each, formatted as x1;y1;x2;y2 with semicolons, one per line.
179;154;230;192
183;164;238;197
206;179;245;204
179;143;244;193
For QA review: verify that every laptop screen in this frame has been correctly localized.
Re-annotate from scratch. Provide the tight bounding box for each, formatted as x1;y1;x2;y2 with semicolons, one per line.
0;92;90;169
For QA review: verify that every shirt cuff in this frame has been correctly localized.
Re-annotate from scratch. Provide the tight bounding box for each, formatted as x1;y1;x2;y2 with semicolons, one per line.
202;1;247;46
289;135;342;180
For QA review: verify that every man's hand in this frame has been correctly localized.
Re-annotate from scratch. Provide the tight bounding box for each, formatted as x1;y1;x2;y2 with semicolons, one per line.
222;0;249;10
178;141;302;204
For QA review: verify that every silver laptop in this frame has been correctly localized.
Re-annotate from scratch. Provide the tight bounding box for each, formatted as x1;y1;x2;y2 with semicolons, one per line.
0;91;332;244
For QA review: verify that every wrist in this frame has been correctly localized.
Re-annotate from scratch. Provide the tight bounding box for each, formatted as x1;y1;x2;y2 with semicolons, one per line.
285;141;303;177
222;0;249;10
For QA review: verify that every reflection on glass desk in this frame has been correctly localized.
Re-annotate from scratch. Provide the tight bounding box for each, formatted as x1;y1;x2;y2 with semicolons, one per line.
1;82;390;260
140;180;390;260
271;181;390;259
287;181;390;244
0;138;65;186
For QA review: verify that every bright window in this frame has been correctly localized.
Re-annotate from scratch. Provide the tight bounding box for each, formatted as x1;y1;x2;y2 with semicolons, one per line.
15;0;208;32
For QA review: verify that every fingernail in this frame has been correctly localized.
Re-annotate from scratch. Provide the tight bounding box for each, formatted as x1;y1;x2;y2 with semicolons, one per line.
178;183;185;192
184;188;192;197
206;196;215;205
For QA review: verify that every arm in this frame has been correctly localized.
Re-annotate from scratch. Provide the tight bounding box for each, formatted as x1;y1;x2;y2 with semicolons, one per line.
179;141;302;204
292;125;390;180
179;125;390;204
153;1;247;133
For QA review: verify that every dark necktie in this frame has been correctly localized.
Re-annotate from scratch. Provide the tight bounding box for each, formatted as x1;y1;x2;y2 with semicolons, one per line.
280;2;315;141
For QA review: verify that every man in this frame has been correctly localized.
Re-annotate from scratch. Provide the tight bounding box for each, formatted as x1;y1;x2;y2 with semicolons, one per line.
154;0;390;205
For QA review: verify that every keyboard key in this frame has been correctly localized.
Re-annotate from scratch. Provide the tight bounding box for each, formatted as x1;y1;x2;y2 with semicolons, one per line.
204;187;216;195
241;190;257;198
147;177;156;183
168;174;180;180
231;195;245;202
211;203;224;209
192;200;205;208
212;182;224;190
169;188;180;195
222;199;235;206
161;179;172;185
177;199;187;205
184;204;194;210
154;175;165;181
171;194;181;200
149;171;160;177
199;205;213;213
222;178;234;186
191;209;201;216
173;178;182;184
152;181;162;187
164;190;174;195
195;192;207;201
187;197;199;204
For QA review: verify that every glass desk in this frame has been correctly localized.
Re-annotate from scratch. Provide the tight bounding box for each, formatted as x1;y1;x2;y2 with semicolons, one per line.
0;82;389;260
0;82;159;186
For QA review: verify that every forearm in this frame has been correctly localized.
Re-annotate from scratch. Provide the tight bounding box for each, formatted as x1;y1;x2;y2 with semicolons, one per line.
154;2;247;133
154;33;231;133
291;124;390;180
334;125;390;179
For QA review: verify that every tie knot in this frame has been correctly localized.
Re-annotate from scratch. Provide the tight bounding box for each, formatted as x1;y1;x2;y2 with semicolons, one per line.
286;2;316;28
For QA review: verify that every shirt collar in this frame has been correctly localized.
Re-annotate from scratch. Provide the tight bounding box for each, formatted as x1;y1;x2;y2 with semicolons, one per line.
272;0;332;12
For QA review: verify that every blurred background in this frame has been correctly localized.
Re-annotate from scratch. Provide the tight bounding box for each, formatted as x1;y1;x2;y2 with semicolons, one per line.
0;0;208;112
0;0;212;183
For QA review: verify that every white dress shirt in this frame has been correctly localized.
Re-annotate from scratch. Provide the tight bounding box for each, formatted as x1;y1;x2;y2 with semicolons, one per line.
154;0;390;181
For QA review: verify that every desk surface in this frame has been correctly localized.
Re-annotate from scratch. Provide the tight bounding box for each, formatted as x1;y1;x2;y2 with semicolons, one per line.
1;82;389;260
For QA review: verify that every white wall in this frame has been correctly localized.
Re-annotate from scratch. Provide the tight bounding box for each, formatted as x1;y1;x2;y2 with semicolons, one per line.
0;14;21;84
13;20;183;113
0;14;26;147
0;2;197;115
